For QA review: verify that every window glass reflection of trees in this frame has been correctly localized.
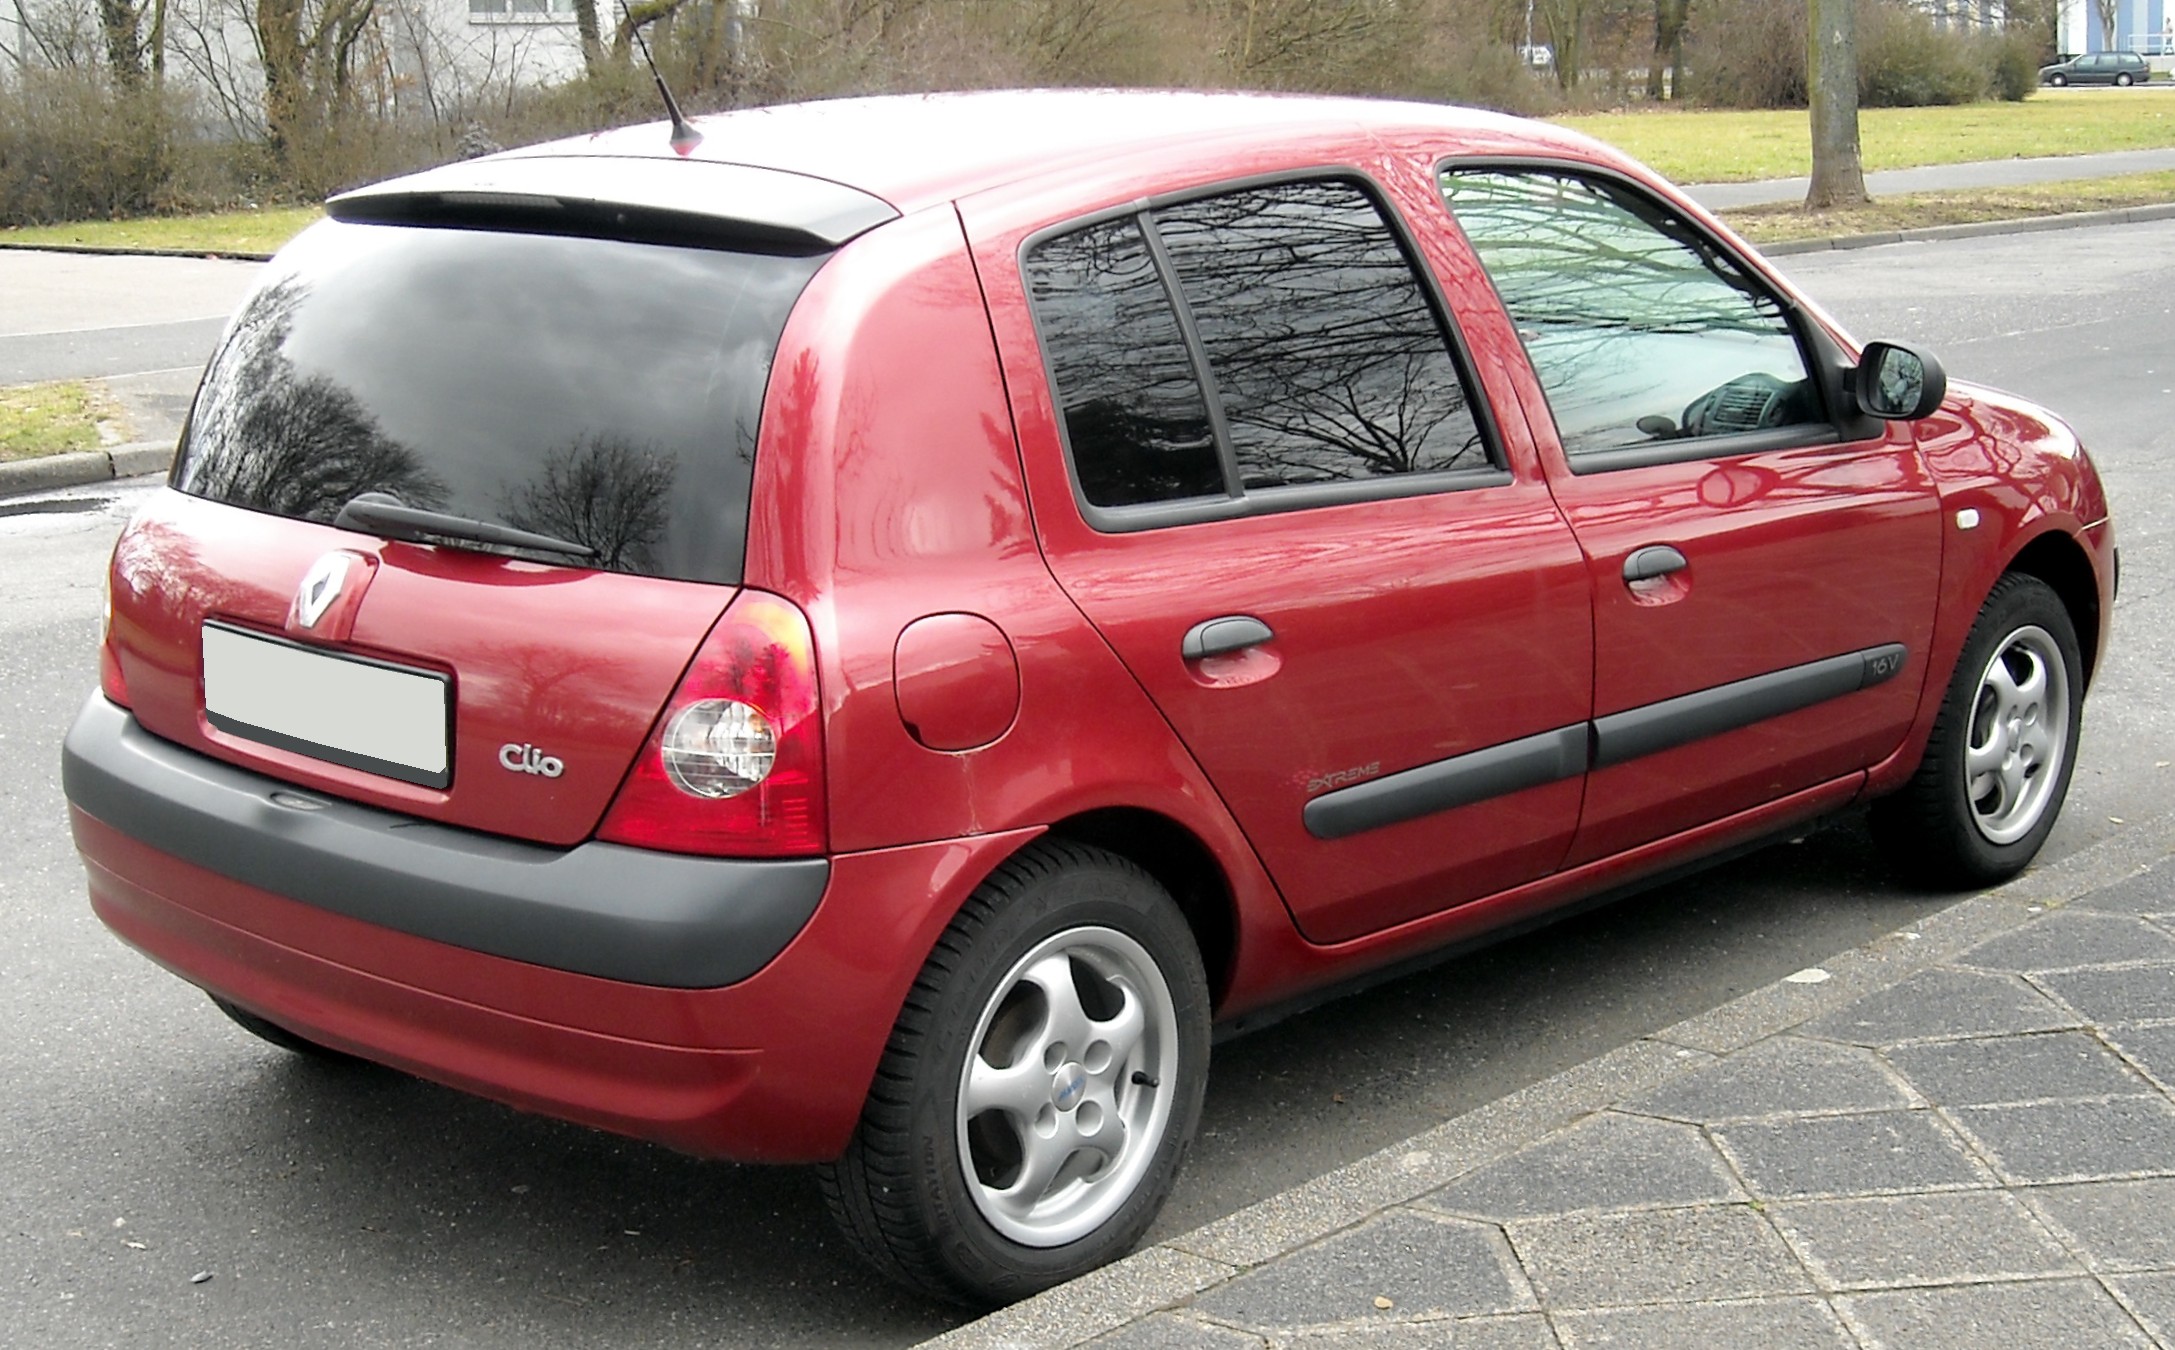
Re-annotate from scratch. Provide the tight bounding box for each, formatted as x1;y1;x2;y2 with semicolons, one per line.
180;277;448;523
1155;180;1487;488
1441;171;1817;457
1027;218;1224;508
175;225;815;583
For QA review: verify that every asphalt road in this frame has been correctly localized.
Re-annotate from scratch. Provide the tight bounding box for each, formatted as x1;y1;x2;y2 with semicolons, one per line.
3;219;2171;1347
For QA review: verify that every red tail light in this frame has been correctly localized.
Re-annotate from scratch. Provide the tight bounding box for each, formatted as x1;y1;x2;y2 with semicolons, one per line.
597;589;826;857
100;558;130;708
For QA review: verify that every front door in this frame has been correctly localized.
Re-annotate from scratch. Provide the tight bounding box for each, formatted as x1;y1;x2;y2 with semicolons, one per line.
1440;166;1943;865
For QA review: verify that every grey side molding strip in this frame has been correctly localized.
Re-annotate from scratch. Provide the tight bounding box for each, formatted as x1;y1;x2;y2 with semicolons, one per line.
1302;643;1909;840
1304;726;1588;840
1592;643;1909;769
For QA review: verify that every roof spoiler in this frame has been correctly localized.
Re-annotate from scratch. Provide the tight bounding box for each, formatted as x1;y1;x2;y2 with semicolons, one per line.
328;155;899;256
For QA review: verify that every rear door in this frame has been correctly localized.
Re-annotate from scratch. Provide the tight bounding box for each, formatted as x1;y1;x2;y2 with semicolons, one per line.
966;172;1594;945
1439;166;1942;865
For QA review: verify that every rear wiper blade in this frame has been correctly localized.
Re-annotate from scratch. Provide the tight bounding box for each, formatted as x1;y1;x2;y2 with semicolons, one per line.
333;492;594;560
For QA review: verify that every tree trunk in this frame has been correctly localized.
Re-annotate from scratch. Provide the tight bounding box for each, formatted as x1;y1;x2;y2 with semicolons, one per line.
1646;0;1688;99
1806;0;1868;209
258;0;308;163
573;0;604;75
98;0;145;84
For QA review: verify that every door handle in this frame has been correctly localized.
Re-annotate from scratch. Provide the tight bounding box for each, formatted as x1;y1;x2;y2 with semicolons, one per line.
1623;545;1689;583
1181;616;1274;661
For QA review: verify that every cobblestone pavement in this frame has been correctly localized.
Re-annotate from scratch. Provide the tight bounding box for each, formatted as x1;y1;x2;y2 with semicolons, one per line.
930;822;2175;1350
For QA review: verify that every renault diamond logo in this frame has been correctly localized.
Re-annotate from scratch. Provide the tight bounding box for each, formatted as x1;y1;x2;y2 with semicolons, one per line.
295;553;353;629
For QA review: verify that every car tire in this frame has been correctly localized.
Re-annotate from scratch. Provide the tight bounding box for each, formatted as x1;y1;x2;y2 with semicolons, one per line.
2051;72;2068;85
2116;71;2134;86
818;839;1210;1307
1872;573;2083;890
210;995;355;1059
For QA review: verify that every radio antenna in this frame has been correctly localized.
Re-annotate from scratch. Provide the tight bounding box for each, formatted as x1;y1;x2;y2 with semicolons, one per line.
616;0;703;157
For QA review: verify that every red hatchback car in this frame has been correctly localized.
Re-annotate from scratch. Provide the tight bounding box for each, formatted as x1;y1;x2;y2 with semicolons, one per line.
63;91;2114;1304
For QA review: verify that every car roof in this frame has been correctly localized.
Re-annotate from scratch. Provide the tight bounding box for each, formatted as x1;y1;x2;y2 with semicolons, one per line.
488;89;1622;217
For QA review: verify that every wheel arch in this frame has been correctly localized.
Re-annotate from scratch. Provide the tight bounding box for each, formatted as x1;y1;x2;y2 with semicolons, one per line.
2005;529;2102;688
1039;807;1240;1009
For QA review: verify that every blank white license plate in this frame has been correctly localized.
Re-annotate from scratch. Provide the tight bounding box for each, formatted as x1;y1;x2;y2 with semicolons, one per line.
202;622;452;788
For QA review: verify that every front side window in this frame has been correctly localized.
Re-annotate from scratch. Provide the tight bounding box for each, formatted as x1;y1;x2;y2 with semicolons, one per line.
1025;176;1490;517
1441;168;1821;463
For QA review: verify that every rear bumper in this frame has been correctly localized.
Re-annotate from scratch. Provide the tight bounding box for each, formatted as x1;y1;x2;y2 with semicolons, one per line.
63;695;826;988
64;695;1039;1161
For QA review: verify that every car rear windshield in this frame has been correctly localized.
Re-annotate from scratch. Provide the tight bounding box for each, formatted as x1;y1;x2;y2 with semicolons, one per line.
174;220;825;585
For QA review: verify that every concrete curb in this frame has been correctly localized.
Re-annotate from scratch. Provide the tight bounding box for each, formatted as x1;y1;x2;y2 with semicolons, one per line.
0;441;171;497
0;240;276;262
921;812;2175;1349
1760;200;2175;255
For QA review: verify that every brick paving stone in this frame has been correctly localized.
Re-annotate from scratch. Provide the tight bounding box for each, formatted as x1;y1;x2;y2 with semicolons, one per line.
1420;1113;1743;1221
1954;912;2175;972
1839;1277;2156;1348
2074;861;2175;917
2036;963;2175;1025
1443;1315;1562;1349
1086;1314;1268;1349
1712;1110;1990;1199
1505;1205;1812;1308
2108;1023;2175;1087
1884;1030;2153;1106
1949;1097;2175;1183
2111;1272;2175;1345
2028;1178;2175;1270
1188;1210;1530;1331
1798;968;2077;1047
1550;1296;1852;1349
1766;1191;2078;1289
1626;1036;1914;1124
1285;1315;1561;1348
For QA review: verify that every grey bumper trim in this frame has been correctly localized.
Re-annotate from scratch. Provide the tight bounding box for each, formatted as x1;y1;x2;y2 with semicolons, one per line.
62;696;829;989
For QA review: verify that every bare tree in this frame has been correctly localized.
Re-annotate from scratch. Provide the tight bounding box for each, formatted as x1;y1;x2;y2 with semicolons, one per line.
2091;0;2115;47
246;0;380;162
1806;0;1867;209
1534;0;1586;88
1647;0;1688;97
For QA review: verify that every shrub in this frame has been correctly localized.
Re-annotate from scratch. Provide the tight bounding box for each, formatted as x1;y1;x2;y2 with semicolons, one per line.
1681;0;1806;108
0;70;203;226
1683;0;2033;109
1984;30;2043;101
1859;3;1991;106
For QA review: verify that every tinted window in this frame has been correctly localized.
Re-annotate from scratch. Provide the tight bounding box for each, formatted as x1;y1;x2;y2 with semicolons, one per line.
1025;177;1491;517
1154;180;1488;488
1442;169;1820;461
176;221;822;584
1024;217;1225;508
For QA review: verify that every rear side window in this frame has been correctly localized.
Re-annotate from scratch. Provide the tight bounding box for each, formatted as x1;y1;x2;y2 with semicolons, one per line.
1025;177;1491;519
1026;218;1225;508
176;221;823;585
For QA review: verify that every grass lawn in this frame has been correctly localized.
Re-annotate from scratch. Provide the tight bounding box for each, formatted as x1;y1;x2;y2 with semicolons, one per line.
0;205;321;257
0;380;127;462
1557;90;2175;183
1718;169;2175;243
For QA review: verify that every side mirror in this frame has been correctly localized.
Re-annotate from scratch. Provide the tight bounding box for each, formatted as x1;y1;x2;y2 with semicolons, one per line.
1851;341;1947;421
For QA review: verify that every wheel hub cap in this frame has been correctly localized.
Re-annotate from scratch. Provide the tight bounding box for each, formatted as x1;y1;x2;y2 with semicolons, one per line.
1051;1062;1088;1111
1964;624;2070;847
955;926;1181;1247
